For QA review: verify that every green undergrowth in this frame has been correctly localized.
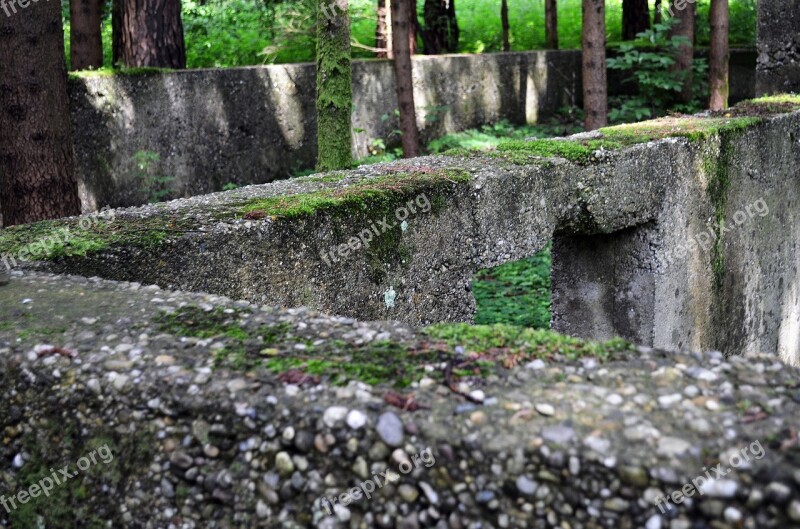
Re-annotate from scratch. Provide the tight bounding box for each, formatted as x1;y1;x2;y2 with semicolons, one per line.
473;244;551;328
240;169;471;219
154;306;630;388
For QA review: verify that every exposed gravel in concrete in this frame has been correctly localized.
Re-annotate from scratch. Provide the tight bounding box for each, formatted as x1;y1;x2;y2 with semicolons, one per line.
1;271;799;528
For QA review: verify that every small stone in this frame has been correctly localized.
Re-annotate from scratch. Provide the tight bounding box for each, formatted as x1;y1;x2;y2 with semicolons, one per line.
256;500;270;519
87;378;102;394
469;390;486;402
657;437;691;457
658;394;683;408
787;500;800;522
155;355;175;366
541;425;575;445
606;394;624;406
469;410;488;426
724;507;743;523
160;478;175;498
765;481;792;504
699;479;739;498
203;444;220;458
346;410;368;430
399;484;419;503
226;378;248;393
419;377;437;389
535;403;555;416
525;359;546;370
275;451;294;475
645;515;663;529
705;399;720;411
516;476;538;496
376;412;404;447
419;482;439;505
323;406;348;428
476;490;495;504
603;498;629;512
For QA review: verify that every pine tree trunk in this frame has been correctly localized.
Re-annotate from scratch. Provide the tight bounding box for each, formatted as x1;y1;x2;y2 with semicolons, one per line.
112;0;122;66
117;0;186;68
316;0;354;171
709;0;729;110
670;0;696;104
0;0;81;226
409;0;418;55
582;0;607;130
70;0;104;70
501;0;510;52
545;0;558;49
654;0;662;24
391;0;420;157
622;0;650;40
376;0;394;58
422;0;459;54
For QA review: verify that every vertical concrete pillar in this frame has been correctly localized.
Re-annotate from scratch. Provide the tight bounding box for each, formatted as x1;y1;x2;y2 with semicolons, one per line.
756;0;800;95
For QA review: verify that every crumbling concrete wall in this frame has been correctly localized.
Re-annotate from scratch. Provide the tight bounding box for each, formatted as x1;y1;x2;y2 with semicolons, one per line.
64;50;756;214
10;101;799;364
757;0;800;95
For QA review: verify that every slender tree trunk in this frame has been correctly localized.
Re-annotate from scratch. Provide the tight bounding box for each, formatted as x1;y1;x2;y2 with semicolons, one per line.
670;0;696;104
654;0;662;25
117;0;186;68
70;0;104;70
409;0;418;55
391;0;420;157
316;0;354;171
376;0;394;58
582;0;607;130
501;0;510;51
622;0;650;40
709;0;729;110
422;0;459;54
0;0;81;225
545;0;558;49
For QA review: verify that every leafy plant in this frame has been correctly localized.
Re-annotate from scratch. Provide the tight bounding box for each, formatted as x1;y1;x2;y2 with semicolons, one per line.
607;20;708;123
132;150;174;203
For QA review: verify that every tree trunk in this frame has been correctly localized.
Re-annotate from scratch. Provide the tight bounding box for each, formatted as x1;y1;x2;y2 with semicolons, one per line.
622;0;650;40
545;0;558;49
0;0;81;226
709;0;729;110
409;0;418;55
654;0;662;25
70;0;104;70
117;0;186;68
501;0;510;52
316;0;354;171
582;0;607;130
376;0;394;58
421;0;458;54
391;0;420;157
670;0;696;104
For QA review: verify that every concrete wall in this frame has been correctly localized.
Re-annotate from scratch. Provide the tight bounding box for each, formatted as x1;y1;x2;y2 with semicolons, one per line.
67;49;755;213
757;0;800;95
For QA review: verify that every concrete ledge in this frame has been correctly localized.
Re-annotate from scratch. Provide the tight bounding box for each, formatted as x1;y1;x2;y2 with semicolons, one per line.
1;271;799;528
3;97;800;363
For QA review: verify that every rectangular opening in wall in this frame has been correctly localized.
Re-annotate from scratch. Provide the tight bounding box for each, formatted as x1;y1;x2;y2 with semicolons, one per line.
472;242;552;329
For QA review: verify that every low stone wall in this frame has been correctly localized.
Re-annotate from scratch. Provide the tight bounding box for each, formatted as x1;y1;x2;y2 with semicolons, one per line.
1;272;798;528
4;97;800;366
65;49;756;213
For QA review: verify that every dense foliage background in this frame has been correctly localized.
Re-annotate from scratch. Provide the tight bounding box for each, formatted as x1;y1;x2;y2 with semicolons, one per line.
63;0;756;69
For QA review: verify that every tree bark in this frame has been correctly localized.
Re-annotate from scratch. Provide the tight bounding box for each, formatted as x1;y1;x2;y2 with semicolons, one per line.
409;0;418;55
316;0;354;171
582;0;607;130
70;0;104;70
112;0;122;66
501;0;510;52
391;0;420;157
117;0;186;68
0;0;81;226
670;0;696;104
622;0;650;40
654;0;662;25
545;0;558;49
421;0;459;54
376;0;394;58
709;0;729;110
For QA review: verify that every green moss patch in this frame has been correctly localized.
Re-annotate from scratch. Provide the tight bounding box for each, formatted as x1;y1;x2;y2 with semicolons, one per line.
495;138;624;164
68;67;174;80
599;115;762;145
241;168;471;219
424;323;632;363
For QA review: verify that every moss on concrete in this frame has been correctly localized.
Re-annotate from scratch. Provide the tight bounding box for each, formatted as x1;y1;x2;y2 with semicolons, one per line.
599;116;762;145
68;67;174;80
496;138;623;164
241;169;471;219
